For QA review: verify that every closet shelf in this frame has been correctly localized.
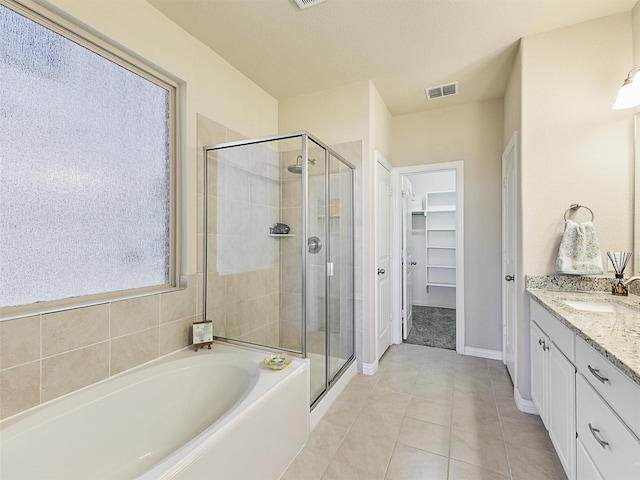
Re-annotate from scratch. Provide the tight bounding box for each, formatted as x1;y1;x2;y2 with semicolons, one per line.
426;206;456;213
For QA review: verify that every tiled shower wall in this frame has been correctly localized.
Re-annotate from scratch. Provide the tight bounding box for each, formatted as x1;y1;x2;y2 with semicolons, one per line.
199;116;281;347
0;279;200;419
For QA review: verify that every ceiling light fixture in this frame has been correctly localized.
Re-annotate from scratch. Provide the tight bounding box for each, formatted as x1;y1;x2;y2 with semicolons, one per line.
293;0;327;9
612;67;640;110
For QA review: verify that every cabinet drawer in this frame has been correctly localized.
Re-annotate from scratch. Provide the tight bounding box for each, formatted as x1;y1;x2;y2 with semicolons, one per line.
577;438;604;480
531;300;575;362
576;336;640;438
576;374;640;480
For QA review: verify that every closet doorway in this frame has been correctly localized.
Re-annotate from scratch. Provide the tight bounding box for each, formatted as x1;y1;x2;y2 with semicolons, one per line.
393;162;464;353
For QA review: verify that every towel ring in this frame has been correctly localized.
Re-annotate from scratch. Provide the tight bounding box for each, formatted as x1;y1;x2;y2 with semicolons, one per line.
563;204;594;222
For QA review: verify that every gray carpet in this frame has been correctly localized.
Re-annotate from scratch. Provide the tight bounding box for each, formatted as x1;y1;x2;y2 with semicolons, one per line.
405;306;456;350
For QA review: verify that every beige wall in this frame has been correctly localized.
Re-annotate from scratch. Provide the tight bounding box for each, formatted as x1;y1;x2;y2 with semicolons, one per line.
391;99;505;352
0;0;278;419
511;12;635;401
521;13;634;275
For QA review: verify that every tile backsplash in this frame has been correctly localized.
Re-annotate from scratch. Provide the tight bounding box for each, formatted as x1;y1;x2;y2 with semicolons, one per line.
0;276;200;419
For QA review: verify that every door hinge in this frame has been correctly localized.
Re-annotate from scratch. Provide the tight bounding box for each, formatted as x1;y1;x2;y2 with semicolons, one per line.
327;262;334;276
401;309;405;319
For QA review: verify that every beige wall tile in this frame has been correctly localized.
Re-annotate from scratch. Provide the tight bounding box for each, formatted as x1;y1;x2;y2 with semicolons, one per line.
0;315;40;370
42;304;109;357
111;327;159;375
42;342;109;402
159;316;194;355
159;283;197;324
111;295;159;338
1;361;40;419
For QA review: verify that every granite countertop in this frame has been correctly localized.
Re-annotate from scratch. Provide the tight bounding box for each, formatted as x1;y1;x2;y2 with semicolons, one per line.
527;288;640;387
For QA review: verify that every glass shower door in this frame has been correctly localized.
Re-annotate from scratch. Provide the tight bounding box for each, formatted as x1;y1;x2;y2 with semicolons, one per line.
328;153;354;382
306;140;327;404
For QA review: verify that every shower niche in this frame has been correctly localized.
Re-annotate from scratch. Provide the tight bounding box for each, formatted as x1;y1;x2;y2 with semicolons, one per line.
203;132;355;407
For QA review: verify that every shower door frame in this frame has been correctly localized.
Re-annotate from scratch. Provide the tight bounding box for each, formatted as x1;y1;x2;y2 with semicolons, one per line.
202;131;356;408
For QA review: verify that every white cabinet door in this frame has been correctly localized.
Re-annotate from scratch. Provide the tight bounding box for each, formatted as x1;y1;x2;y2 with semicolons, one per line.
530;321;548;426
548;342;576;480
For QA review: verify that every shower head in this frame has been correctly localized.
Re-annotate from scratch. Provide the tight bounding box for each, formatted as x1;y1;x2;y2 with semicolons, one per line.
287;162;302;174
287;155;317;174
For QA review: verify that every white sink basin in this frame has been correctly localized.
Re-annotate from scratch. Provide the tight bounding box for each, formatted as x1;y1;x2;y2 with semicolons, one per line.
564;300;637;315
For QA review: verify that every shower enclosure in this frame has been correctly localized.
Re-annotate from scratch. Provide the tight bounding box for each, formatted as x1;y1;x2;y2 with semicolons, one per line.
203;132;355;407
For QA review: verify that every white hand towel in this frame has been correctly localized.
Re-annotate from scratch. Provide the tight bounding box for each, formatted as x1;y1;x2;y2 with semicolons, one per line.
555;220;603;275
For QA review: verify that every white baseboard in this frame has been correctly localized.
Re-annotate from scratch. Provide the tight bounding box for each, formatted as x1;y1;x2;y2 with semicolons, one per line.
310;362;357;431
514;387;539;415
361;360;378;375
463;347;503;361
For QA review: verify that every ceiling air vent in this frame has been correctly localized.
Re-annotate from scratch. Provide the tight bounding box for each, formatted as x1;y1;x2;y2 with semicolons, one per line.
294;0;327;9
425;81;459;101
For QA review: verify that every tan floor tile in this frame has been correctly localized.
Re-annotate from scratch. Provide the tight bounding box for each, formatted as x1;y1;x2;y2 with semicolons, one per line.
397;417;450;457
506;443;567;480
350;408;405;440
411;376;453;402
451;392;500;429
322;397;362;432
385;444;448;480
450;427;510;476
448;459;510;480
500;416;556;453
351;372;383;388
322;458;384;480
453;374;495;399
281;448;330;480
364;389;411;418
337;381;373;407
375;370;418;395
495;395;544;425
306;419;349;459
333;430;396;478
405;396;452;427
416;365;454;388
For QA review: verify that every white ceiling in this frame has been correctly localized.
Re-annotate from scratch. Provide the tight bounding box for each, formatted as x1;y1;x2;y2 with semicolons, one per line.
148;0;637;116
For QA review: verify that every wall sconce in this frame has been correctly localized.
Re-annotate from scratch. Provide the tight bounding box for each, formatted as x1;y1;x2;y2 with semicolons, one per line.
612;67;640;109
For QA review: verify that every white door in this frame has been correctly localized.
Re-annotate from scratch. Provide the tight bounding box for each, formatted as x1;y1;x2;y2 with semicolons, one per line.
402;177;414;340
502;132;518;381
376;160;392;360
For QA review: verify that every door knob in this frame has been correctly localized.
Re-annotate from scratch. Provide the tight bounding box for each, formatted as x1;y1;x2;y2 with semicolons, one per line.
505;275;515;282
377;268;385;275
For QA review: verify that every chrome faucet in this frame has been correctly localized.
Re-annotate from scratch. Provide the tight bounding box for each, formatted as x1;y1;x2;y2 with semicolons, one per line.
622;276;640;287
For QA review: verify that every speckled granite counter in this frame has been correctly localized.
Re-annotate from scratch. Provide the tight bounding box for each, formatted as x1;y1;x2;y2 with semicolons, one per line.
527;288;640;387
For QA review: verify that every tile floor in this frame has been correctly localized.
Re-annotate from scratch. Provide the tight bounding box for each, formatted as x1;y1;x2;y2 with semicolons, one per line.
282;343;567;480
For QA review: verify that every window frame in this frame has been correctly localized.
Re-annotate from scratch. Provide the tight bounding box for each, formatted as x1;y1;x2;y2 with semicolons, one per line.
0;0;183;320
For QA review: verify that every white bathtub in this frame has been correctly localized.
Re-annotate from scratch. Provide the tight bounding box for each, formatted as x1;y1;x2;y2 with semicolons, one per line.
0;343;309;480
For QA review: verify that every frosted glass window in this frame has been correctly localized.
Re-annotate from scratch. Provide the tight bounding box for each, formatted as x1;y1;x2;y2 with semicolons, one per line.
0;5;174;308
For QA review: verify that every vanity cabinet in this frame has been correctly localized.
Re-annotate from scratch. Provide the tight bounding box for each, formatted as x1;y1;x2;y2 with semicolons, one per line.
530;296;640;480
575;337;640;480
530;300;576;480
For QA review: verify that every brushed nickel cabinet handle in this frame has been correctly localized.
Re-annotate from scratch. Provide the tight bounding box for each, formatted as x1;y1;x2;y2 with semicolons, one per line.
588;365;609;384
505;275;515;282
588;423;609;448
377;268;385;275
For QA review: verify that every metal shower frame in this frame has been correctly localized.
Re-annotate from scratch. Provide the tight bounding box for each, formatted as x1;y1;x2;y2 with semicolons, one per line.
202;131;356;407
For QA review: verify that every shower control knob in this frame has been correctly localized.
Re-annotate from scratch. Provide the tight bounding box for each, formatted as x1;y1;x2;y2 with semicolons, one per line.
377;268;385;275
